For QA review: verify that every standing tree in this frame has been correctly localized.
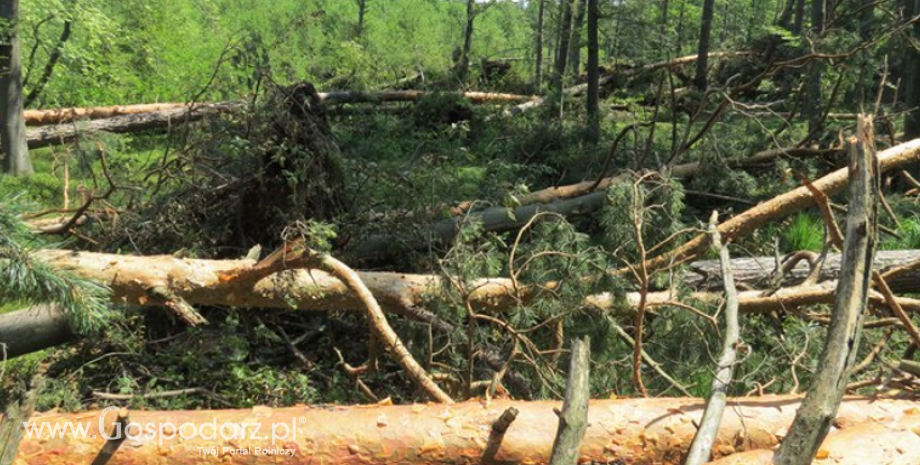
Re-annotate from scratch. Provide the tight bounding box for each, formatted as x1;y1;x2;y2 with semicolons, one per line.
586;0;599;142
566;0;586;77
804;0;825;135
355;0;368;39
0;0;32;176
905;0;920;138
552;0;574;95
693;0;715;90
534;0;546;89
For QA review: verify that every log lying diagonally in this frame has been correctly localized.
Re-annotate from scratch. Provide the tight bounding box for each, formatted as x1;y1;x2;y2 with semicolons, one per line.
354;147;842;257
642;137;920;273
6;397;919;465
6;248;920;359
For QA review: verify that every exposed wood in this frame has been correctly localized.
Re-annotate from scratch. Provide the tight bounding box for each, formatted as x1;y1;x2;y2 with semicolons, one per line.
774;116;878;465
25;103;241;149
549;337;590;465
0;370;44;465
684;212;742;465
23;103;189;125
641;137;920;274
5;397;919;464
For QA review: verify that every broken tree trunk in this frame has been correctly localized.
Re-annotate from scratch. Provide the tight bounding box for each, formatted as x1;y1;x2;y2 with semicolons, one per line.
772;116;878;465
684;212;741;465
549;337;590;465
6;397;919;465
25;103;241;149
641;136;920;274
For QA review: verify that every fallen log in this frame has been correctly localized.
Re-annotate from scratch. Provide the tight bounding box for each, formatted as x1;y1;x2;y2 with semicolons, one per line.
505;52;747;116
25;103;241;149
6;397;918;464
709;414;920;465
684;249;920;292
23;103;190;126
319;90;536;105
7;248;920;359
642;137;920;273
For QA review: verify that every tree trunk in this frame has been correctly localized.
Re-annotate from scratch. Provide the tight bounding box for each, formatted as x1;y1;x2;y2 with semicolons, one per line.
566;0;586;78
5;397;918;464
804;0;825;136
356;0;367;38
7;247;920;359
25;103;239;149
552;0;574;96
22;102;190;125
905;0;920;139
534;0;546;89
0;0;32;176
792;0;805;35
773;117;877;464
693;0;716;90
456;0;476;84
777;0;795;28
586;0;599;142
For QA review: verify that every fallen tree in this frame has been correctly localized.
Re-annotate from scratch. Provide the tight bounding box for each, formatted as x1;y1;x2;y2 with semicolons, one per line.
319;90;536;105
5;248;920;359
505;52;747;116
709;414;920;465
642;137;920;273
23;103;190;125
25;103;241;149
5;397;918;464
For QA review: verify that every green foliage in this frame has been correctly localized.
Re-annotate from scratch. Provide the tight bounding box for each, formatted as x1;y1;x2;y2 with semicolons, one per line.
781;212;825;252
0;203;114;334
601;173;686;262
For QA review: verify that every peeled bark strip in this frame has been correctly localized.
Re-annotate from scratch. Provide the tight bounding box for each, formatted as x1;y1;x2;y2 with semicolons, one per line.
7;397;919;465
25;103;241;149
773;116;878;465
643;136;920;274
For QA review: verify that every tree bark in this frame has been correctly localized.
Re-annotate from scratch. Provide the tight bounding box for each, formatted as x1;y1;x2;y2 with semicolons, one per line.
565;0;586;78
792;0;805;35
0;0;32;176
24;103;240;149
548;337;590;465
804;0;825;136
534;0;546;89
905;0;920;139
684;213;741;465
586;0;599;142
5;397;918;464
693;0;716;90
22;102;190;125
552;0;574;96
356;0;367;38
773;116;878;465
456;0;476;84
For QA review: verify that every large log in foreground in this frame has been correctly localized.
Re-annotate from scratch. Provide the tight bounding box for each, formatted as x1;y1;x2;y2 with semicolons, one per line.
23;103;190;125
7;397;919;465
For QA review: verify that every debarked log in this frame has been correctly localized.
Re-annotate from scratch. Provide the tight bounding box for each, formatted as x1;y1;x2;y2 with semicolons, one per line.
6;397;919;465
